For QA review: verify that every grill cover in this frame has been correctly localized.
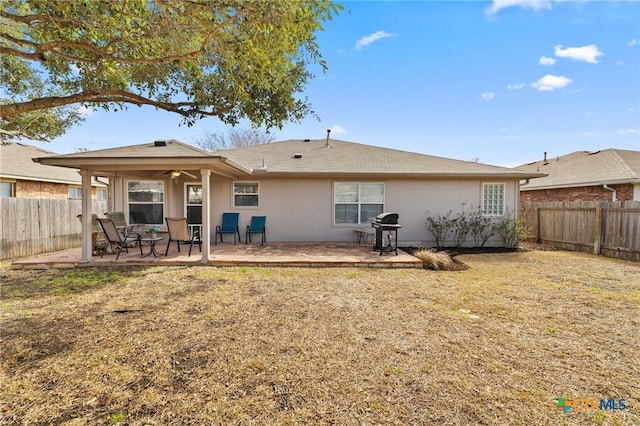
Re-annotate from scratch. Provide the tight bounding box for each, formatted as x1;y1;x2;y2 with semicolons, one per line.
374;212;399;225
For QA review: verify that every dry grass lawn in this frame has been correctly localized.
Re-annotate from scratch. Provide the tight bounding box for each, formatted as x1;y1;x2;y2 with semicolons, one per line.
1;250;639;425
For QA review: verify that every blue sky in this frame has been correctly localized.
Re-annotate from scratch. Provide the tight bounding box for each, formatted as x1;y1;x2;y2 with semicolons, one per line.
45;0;639;167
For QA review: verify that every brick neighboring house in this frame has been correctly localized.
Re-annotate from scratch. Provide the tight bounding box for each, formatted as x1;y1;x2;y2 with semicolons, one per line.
0;142;107;199
516;148;640;202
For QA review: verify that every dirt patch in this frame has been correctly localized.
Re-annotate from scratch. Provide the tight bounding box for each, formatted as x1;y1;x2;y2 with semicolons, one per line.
1;254;639;425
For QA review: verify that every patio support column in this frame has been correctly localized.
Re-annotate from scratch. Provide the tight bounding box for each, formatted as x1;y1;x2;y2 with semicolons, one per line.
200;168;212;264
79;169;93;263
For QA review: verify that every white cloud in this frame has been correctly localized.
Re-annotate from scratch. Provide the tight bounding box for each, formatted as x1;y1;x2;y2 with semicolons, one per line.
628;39;639;46
486;0;552;15
330;124;346;134
554;44;603;64
617;129;638;135
75;105;96;117
539;56;556;66
355;31;395;50
481;92;496;101
507;82;525;90
530;74;572;91
630;107;636;112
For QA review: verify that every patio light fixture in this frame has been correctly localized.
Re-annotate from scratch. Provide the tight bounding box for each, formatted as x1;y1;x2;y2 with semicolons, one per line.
171;170;181;178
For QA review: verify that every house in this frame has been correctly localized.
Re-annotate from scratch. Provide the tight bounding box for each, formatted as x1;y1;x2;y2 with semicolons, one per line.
0;141;107;199
516;149;640;202
34;138;543;263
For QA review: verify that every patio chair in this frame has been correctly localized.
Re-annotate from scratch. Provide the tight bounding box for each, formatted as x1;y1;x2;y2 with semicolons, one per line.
245;215;266;245
105;211;141;243
165;217;202;256
215;212;241;244
97;218;142;260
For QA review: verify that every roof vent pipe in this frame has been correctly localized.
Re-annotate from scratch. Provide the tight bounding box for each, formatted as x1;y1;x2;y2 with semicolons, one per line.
325;129;331;147
543;152;547;161
603;184;617;202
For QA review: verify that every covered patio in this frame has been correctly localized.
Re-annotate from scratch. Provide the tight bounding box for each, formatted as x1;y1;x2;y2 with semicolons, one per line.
10;241;423;269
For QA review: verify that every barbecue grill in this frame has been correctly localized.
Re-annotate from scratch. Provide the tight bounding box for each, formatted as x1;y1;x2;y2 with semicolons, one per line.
371;212;401;255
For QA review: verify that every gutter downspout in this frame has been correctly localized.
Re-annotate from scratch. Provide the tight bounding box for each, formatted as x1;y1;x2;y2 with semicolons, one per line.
603;184;617;202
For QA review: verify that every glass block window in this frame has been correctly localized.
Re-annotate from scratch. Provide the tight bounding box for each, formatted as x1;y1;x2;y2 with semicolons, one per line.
483;183;505;216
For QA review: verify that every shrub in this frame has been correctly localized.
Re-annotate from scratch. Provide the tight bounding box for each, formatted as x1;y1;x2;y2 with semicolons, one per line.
496;209;529;248
426;204;493;248
413;249;469;271
468;207;495;247
424;210;455;249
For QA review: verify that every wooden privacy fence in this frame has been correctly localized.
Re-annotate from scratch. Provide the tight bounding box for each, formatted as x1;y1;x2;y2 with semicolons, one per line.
0;198;108;260
521;201;640;262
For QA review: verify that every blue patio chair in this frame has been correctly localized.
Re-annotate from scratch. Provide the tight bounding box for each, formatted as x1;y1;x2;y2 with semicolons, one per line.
215;212;241;244
245;216;266;245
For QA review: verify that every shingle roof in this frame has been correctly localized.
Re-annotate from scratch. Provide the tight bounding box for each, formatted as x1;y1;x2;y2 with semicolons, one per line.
33;138;542;179
46;139;211;158
0;141;102;185
515;148;640;190
218;138;541;178
34;139;251;177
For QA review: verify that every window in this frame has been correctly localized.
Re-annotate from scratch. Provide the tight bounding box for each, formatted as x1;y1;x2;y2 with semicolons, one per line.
334;182;384;225
483;183;505;216
127;180;164;225
0;181;15;197
68;186;82;199
233;181;259;207
96;188;107;201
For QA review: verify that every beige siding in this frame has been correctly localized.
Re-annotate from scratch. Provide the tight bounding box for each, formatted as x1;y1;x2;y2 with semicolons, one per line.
110;174;520;246
209;177;519;246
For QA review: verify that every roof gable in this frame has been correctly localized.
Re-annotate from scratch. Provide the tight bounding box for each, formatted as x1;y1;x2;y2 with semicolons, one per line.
516;148;640;190
53;139;211;159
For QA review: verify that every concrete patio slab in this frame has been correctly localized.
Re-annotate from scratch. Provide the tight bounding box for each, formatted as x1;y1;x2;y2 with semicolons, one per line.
10;241;423;269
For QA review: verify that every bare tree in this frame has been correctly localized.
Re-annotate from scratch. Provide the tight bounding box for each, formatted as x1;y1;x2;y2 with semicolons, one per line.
194;127;276;152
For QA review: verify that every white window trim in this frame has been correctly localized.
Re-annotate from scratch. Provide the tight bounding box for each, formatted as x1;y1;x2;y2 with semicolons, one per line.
482;182;505;216
0;180;16;198
68;185;82;200
233;181;260;208
96;188;107;201
333;182;385;226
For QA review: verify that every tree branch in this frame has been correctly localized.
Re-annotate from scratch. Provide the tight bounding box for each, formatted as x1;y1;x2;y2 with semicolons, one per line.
0;128;50;142
0;89;234;118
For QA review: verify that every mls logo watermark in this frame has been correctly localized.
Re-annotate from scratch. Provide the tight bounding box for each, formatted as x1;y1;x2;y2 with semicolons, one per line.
555;397;627;413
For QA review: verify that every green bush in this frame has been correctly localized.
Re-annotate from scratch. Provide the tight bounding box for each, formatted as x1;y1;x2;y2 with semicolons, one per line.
495;208;529;248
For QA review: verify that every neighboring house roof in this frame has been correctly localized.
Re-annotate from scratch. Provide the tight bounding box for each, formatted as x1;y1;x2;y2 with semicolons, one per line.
218;138;543;178
34;138;543;179
0;141;104;186
515;148;640;190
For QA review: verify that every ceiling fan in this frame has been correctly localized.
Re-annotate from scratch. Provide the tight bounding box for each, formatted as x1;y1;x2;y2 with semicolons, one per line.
153;170;197;179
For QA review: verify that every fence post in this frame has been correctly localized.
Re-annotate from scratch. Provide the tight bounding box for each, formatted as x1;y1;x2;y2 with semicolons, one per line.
593;206;603;255
534;207;541;243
